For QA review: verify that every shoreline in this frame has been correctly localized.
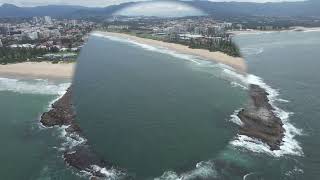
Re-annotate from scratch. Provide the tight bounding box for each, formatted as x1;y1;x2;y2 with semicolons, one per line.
0;61;75;79
94;31;247;73
229;26;320;35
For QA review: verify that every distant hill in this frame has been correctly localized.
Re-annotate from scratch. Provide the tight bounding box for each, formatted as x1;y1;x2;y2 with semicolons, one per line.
0;0;320;18
0;3;89;17
187;0;320;18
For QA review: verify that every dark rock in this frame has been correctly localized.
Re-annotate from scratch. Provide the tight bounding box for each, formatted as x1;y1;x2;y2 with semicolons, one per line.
40;87;75;127
64;146;110;177
237;84;285;150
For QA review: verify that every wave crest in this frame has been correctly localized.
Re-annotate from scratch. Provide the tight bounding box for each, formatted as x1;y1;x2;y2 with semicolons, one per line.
0;77;70;95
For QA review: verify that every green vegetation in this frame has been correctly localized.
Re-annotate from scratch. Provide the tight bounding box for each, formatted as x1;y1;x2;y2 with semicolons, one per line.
0;47;77;64
0;47;49;64
178;36;241;57
114;30;241;57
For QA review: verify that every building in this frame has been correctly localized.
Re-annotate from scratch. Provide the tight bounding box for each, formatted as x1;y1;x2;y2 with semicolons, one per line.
23;31;39;40
71;20;78;26
0;39;3;47
32;17;40;24
44;16;53;25
0;25;10;36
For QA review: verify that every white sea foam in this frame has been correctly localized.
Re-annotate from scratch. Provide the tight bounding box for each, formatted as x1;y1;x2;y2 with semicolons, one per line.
243;172;256;180
155;161;217;180
0;77;70;95
231;82;248;90
241;47;264;56
277;98;290;103
59;125;87;149
230;109;244;126
90;165;121;180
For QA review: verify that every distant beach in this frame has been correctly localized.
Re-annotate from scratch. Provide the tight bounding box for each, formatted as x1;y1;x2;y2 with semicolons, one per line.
229;27;320;35
95;31;247;73
0;62;75;79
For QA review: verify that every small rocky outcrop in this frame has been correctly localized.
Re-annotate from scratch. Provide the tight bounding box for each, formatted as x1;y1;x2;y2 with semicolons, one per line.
237;84;285;150
41;87;76;128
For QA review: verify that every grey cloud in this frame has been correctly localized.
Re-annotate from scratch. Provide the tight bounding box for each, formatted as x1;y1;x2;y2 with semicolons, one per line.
115;1;205;17
0;0;306;7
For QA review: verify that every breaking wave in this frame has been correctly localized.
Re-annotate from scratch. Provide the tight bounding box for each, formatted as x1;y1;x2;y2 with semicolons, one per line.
0;77;70;95
155;161;218;180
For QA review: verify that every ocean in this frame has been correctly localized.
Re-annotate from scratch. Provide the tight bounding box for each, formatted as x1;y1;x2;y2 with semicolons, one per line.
0;30;319;179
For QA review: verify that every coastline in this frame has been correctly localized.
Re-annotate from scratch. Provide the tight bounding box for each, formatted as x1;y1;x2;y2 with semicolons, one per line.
94;31;247;73
0;61;75;79
228;26;320;35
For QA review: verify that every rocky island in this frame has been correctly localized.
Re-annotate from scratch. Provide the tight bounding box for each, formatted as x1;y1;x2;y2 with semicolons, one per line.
237;84;285;150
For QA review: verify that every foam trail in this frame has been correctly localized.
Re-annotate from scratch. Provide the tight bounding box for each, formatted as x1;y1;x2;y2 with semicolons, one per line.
0;77;70;95
155;161;217;180
241;47;264;56
243;172;255;180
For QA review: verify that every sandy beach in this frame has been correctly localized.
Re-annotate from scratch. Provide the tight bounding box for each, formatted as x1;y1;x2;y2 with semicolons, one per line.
95;31;247;73
0;62;75;79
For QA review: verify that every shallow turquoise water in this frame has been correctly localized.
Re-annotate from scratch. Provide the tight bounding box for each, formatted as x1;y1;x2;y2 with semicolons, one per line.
0;78;81;180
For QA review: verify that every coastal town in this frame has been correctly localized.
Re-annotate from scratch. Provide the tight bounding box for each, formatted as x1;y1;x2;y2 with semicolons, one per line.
0;15;246;64
2;14;320;65
0;16;97;64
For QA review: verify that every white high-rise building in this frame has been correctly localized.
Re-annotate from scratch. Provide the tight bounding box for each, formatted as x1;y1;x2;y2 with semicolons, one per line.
44;16;53;25
32;17;40;24
24;31;38;40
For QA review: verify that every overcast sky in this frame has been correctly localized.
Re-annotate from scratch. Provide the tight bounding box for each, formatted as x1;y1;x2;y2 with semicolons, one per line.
0;0;306;7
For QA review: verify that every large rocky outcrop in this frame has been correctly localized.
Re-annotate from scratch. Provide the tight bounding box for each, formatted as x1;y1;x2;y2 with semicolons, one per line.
237;84;285;150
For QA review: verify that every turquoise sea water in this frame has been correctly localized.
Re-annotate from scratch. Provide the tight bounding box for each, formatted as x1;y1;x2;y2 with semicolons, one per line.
0;78;82;179
234;30;320;179
0;30;319;179
73;35;247;179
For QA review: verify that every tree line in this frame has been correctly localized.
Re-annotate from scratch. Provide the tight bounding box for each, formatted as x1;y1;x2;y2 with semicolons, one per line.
168;34;241;57
0;47;59;64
